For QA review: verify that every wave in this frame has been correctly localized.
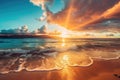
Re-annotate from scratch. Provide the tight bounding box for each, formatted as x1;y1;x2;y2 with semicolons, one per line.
0;43;120;74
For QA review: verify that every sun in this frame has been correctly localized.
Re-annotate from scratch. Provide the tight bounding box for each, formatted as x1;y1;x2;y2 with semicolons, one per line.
59;28;71;38
60;32;68;38
51;25;72;38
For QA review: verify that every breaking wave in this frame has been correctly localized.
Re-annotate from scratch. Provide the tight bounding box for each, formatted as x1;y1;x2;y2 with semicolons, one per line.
0;38;120;74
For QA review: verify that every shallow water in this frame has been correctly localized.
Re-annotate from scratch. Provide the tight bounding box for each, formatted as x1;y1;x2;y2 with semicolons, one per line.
0;38;120;74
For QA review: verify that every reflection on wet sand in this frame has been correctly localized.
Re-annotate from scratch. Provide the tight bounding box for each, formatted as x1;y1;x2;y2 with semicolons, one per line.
0;59;120;80
0;38;120;80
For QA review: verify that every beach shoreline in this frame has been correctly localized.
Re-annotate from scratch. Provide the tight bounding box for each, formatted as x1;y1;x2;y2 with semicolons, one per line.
0;58;120;80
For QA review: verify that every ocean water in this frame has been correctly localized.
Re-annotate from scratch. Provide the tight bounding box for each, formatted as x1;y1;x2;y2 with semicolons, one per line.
0;38;120;74
0;38;82;49
0;38;50;49
0;38;119;49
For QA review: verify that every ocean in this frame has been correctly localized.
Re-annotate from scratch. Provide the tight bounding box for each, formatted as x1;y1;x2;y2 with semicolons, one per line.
0;38;120;74
0;38;119;49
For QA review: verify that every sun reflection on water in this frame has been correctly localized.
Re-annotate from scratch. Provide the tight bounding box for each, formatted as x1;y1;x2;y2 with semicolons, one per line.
59;54;76;80
61;38;66;47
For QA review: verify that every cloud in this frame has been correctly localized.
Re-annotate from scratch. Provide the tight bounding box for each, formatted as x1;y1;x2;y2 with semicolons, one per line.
0;25;29;34
30;0;53;10
102;1;120;18
31;0;120;31
36;25;49;34
82;20;120;32
30;0;53;21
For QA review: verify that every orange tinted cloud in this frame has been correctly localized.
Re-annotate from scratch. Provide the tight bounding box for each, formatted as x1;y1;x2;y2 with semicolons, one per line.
46;0;120;31
103;1;120;18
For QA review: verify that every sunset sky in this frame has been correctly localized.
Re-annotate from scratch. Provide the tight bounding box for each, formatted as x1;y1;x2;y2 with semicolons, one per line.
0;0;120;36
0;1;120;80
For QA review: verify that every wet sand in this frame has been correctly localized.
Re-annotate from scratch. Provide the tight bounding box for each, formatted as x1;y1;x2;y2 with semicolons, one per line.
0;58;120;80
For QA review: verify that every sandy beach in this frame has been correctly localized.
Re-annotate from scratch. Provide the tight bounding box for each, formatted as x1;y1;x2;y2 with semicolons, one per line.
0;58;120;80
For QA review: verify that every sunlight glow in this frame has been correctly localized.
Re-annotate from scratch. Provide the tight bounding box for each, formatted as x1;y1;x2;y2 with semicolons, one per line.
63;55;69;62
61;38;66;47
60;32;68;38
59;54;76;80
60;54;69;68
